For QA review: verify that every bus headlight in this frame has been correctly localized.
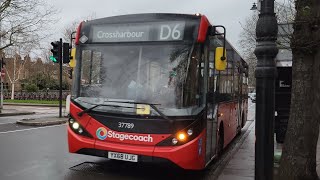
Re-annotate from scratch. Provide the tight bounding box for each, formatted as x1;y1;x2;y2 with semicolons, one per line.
187;129;193;136
69;118;74;124
172;138;178;145
68;117;93;138
72;122;80;130
78;128;83;134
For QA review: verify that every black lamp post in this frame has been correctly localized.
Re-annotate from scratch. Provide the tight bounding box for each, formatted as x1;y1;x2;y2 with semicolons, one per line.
254;0;278;180
251;3;258;10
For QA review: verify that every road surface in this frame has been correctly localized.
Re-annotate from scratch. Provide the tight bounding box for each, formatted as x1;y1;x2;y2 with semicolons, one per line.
0;102;255;180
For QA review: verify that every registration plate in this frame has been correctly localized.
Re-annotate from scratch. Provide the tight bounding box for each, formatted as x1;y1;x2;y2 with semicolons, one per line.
108;151;138;162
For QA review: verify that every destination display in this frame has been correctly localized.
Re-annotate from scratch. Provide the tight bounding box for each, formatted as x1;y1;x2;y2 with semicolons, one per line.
91;21;186;42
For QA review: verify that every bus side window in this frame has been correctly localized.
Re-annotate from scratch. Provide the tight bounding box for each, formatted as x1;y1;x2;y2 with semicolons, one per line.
234;62;240;98
218;54;233;102
208;45;216;102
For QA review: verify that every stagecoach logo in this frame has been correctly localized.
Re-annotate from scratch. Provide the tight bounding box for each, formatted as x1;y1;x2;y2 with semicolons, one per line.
96;127;108;140
96;127;153;142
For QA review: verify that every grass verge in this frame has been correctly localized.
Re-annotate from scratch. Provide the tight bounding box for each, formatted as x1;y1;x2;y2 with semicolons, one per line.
4;99;66;105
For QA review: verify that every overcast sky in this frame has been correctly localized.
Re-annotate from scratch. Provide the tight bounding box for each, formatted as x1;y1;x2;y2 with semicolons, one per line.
48;0;256;53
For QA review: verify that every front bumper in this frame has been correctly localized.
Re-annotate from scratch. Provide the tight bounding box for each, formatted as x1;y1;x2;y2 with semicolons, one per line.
68;126;206;170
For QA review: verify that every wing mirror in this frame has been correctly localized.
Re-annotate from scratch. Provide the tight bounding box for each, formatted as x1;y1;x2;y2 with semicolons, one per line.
215;47;227;71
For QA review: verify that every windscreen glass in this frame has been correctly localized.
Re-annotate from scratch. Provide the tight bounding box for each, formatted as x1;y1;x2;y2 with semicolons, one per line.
73;43;205;116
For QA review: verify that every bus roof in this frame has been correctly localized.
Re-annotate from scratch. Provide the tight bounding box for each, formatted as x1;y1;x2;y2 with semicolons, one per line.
83;13;202;25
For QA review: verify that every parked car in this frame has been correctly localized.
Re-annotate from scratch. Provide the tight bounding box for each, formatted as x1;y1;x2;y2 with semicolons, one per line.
251;93;256;103
249;93;256;103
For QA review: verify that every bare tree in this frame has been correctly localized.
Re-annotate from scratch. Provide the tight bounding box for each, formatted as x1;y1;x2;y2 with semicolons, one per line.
62;13;97;45
238;1;295;87
238;11;258;87
277;0;320;179
4;45;29;99
0;0;58;51
0;0;58;99
62;20;79;46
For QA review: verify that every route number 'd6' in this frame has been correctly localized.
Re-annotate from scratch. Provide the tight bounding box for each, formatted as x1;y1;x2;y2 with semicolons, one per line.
159;24;183;40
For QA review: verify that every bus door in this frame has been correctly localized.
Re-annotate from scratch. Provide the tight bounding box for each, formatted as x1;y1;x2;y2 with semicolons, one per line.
205;43;218;163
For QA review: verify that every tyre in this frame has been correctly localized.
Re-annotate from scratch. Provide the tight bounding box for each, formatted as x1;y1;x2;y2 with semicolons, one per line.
241;113;245;128
217;126;224;156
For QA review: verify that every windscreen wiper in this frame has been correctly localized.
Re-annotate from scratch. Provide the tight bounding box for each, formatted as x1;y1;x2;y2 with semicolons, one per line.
149;104;174;123
77;104;138;117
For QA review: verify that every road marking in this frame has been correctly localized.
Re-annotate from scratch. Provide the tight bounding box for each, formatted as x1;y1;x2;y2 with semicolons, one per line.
0;122;14;125
4;160;53;177
0;124;66;134
36;107;51;110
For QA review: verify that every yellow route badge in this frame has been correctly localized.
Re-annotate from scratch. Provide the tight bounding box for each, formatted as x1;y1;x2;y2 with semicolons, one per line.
136;104;150;115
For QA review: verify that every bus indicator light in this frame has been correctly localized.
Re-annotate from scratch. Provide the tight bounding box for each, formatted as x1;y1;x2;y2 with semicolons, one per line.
178;133;186;141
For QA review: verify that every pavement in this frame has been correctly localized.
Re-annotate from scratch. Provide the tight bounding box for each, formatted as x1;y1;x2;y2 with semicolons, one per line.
217;121;255;180
4;102;65;107
217;121;320;180
0;104;68;126
16;116;68;126
0;107;35;117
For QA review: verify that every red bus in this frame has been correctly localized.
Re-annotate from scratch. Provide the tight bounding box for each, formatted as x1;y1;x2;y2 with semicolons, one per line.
68;13;248;170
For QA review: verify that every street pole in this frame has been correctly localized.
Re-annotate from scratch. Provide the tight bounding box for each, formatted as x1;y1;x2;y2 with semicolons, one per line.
59;38;63;118
0;58;3;111
0;12;2;113
254;0;278;179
